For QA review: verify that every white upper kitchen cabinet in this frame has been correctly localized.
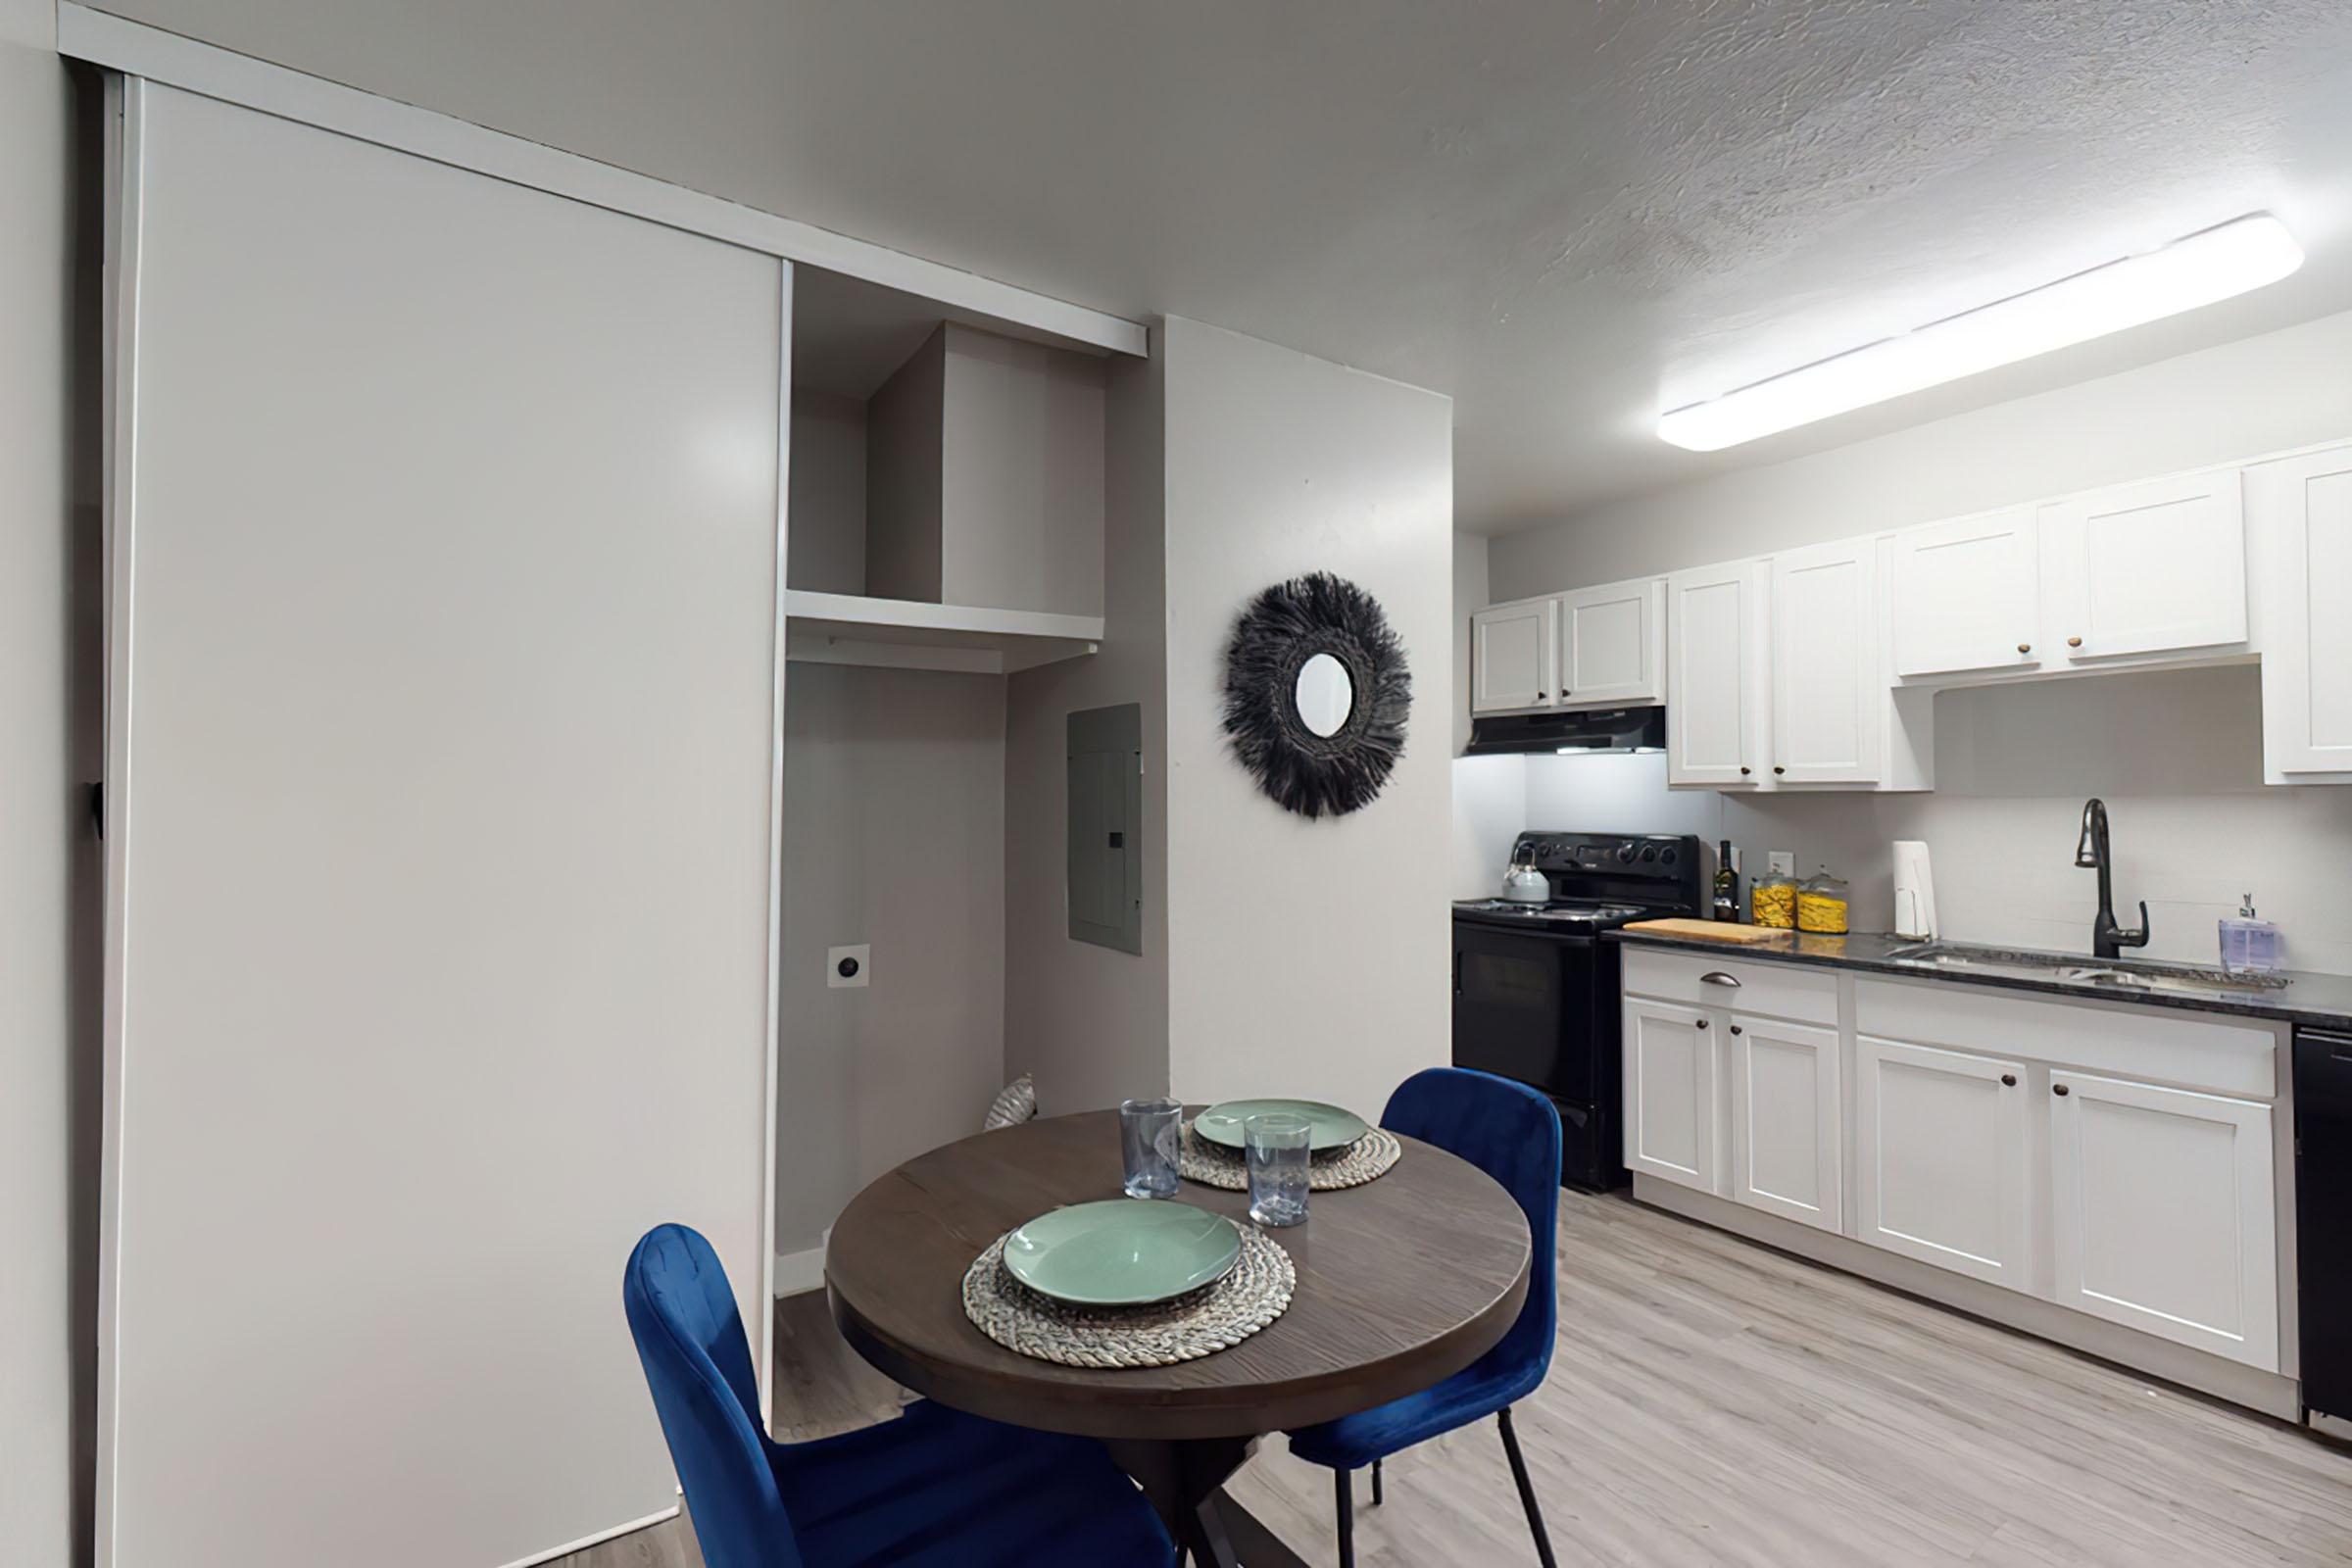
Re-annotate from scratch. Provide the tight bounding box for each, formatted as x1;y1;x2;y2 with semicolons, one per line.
1558;577;1666;708
1666;562;1769;786
1471;597;1557;712
2039;468;2247;664
1727;1014;1841;1233
1769;540;1882;785
2048;1070;2278;1371
1854;1036;2033;1292
2248;444;2352;782
1890;508;2043;679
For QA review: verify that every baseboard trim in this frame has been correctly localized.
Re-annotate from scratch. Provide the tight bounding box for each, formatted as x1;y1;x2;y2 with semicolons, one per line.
1631;1175;2304;1424
773;1244;826;1298
497;1503;679;1568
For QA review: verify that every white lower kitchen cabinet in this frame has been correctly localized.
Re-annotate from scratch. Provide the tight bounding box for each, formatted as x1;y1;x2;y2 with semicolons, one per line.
2048;1071;2279;1370
1622;999;1716;1191
1727;1014;1841;1232
1854;1036;2033;1292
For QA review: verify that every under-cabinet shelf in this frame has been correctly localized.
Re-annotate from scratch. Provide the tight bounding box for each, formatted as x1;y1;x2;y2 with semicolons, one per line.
782;589;1102;674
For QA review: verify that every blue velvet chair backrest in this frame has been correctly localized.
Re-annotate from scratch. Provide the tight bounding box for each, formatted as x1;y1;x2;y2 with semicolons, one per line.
1380;1067;1560;1388
623;1223;803;1568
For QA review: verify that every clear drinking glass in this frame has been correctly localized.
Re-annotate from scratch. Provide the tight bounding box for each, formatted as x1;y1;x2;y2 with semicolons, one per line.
1119;1097;1183;1199
1245;1112;1311;1227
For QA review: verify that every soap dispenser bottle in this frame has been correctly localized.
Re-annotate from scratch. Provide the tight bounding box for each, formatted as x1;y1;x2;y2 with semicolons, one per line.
2219;894;2281;973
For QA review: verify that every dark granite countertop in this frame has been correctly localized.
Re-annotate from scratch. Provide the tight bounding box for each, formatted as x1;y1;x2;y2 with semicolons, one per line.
1608;927;2352;1034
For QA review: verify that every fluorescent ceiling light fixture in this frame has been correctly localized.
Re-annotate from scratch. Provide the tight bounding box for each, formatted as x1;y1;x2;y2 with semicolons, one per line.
1657;214;2304;452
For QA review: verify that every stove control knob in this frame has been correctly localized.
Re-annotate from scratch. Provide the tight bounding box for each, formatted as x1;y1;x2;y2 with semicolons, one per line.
1640;846;1659;862
1615;844;1637;864
1660;848;1678;865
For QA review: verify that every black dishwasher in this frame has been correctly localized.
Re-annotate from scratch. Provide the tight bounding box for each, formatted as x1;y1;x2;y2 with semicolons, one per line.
2299;1027;2352;1435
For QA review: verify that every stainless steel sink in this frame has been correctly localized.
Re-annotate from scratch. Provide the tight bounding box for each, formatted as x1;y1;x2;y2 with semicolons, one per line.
1881;941;2288;999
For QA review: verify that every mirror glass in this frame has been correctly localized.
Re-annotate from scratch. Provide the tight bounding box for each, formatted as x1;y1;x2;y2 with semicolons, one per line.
1295;652;1353;738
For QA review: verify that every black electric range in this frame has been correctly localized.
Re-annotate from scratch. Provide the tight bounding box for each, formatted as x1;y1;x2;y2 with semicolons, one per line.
1452;831;1705;1190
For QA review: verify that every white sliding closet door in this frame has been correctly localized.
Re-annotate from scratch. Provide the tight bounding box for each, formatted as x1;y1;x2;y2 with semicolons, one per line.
103;84;784;1568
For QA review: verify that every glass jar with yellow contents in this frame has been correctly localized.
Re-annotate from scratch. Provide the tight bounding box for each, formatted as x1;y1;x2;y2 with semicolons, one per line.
1750;871;1797;929
1797;864;1851;935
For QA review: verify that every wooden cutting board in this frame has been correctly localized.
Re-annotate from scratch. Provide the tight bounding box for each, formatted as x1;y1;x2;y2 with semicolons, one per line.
1620;918;1790;944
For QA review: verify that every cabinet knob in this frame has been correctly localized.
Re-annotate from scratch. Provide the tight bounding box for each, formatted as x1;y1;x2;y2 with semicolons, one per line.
1535;691;1547;701
1739;766;1752;776
2053;1083;2071;1097
1694;1018;1709;1030
1729;1024;1743;1036
2067;636;2083;649
2000;1073;2017;1087
2017;642;2033;655
1773;765;1786;775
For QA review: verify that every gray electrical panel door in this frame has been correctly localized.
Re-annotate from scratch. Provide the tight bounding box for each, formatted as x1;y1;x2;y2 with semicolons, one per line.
1067;703;1143;954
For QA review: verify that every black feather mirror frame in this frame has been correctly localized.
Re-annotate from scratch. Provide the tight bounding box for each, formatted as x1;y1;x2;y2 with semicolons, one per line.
1220;571;1411;818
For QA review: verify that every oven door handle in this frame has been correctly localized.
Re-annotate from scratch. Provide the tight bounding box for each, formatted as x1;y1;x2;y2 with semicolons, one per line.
1699;970;1743;988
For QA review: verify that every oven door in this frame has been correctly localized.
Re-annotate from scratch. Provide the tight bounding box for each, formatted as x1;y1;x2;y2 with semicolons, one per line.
1451;919;1598;1102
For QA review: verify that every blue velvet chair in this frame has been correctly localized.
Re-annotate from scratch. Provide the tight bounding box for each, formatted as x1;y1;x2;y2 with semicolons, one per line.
1285;1068;1561;1568
623;1223;1175;1568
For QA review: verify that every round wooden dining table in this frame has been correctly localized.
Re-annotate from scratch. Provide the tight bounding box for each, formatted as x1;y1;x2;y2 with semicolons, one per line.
825;1108;1533;1568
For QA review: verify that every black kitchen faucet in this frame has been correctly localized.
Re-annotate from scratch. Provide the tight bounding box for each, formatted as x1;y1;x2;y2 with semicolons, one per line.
2075;797;2150;960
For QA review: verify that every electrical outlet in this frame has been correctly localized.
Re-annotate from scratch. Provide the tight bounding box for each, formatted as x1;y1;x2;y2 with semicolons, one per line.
1768;851;1795;876
827;944;869;989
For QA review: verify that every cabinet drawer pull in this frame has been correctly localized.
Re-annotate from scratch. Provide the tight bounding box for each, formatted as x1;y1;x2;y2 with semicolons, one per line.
2053;1083;2071;1097
2000;1073;2017;1087
1699;971;1743;987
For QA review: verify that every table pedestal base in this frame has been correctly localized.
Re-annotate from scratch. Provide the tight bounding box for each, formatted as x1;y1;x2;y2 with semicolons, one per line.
1104;1437;1309;1568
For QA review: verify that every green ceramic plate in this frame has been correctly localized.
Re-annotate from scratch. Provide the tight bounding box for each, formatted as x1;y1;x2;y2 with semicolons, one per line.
1002;1200;1243;1307
1193;1098;1369;1152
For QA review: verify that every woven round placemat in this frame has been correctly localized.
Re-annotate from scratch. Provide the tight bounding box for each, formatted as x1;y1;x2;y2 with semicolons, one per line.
960;1220;1295;1368
1177;1122;1402;1192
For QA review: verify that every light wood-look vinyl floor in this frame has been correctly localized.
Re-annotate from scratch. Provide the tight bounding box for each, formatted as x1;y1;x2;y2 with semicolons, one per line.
565;1190;2352;1567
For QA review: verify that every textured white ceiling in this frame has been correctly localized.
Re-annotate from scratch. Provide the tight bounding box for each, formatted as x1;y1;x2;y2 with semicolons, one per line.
92;0;2352;529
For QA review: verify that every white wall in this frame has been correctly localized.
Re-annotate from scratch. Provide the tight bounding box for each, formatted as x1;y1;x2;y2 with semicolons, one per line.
1162;318;1453;1123
1004;348;1170;1115
1520;667;2352;974
1479;311;2352;977
778;664;1006;1255
1489;309;2352;593
784;389;866;595
2;7;92;1566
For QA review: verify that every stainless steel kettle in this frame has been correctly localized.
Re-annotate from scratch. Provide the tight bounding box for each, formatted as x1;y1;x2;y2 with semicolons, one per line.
1502;852;1550;905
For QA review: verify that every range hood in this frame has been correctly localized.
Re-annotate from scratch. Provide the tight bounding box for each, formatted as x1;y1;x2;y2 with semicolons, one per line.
1465;706;1666;757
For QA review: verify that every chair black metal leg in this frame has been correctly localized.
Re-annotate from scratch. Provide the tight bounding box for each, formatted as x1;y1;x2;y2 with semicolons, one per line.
1371;1455;1384;1505
1497;1407;1558;1568
1334;1466;1356;1568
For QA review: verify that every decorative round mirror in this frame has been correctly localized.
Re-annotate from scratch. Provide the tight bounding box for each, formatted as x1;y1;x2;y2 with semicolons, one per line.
1294;653;1353;738
1221;572;1411;819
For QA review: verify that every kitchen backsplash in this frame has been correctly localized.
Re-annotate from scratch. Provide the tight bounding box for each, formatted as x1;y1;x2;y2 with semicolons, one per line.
1459;663;2352;976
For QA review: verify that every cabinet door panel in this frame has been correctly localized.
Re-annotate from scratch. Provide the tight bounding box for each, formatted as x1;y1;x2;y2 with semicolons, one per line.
2050;1072;2278;1369
1472;600;1556;712
1667;564;1765;786
1561;578;1663;708
1891;510;2040;677
2249;446;2352;776
1729;1016;1840;1232
2044;470;2246;662
1622;999;1715;1192
1855;1037;2031;1289
1770;542;1880;784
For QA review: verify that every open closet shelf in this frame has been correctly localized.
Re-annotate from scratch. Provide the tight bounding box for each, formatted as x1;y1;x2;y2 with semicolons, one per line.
783;589;1102;675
